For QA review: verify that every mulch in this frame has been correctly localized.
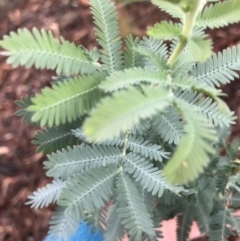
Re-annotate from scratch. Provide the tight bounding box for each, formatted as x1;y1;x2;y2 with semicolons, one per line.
0;0;240;240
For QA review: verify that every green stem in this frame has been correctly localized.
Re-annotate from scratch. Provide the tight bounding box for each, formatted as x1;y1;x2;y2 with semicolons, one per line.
119;131;130;171
167;0;206;67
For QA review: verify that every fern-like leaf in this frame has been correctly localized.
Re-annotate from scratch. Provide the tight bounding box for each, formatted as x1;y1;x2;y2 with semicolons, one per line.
174;89;236;128
85;208;106;234
123;153;183;197
28;73;105;127
48;206;79;241
90;0;123;72
209;209;235;241
15;97;34;125
152;106;185;145
58;165;118;220
127;135;169;162
194;179;214;235
124;35;143;69
116;172;155;239
192;45;240;87
151;0;183;19
33;120;81;154
189;36;212;63
26;179;65;209
44;145;121;180
104;203;125;241
147;21;181;40
197;0;240;29
83;85;172;142
163;99;218;184
100;67;168;92
135;36;168;71
0;28;97;75
176;208;194;241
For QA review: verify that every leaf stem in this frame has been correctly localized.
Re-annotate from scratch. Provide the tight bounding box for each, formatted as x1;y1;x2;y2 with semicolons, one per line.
167;0;207;67
119;131;130;171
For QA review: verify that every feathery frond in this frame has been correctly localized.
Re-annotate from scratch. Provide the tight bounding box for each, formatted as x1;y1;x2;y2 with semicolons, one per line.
189;35;213;63
151;0;183;19
83;85;172;142
139;37;168;57
104;203;125;241
192;45;240;87
0;28;97;75
127;135;169;162
176;208;193;241
85;208;106;234
147;21;181;40
123;153;183;197
90;0;123;72
163;99;218;184
33;120;81;154
48;207;79;241
197;0;240;29
26;179;65;209
45;145;121;180
209;209;235;241
135;37;168;71
116;172;155;239
174;89;236;127
123;35;143;69
58;165;119;220
152;106;185;145
15;97;35;125
29;73;105;127
100;67;168;92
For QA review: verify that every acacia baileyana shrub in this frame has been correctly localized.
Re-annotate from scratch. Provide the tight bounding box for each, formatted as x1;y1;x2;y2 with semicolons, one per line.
1;0;240;240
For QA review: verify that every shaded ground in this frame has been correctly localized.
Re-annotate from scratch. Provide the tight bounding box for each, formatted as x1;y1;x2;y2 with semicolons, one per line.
0;0;240;241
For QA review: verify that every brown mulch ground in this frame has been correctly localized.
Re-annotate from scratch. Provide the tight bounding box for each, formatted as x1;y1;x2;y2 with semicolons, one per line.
1;1;240;241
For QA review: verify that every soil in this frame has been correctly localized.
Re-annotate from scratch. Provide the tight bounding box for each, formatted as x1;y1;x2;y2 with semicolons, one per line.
0;0;240;241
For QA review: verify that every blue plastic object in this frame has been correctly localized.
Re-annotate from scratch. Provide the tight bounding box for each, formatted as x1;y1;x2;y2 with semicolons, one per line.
44;222;104;241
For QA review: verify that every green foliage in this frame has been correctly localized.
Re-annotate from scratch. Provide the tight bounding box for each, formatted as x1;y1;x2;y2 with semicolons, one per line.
2;0;240;240
83;86;172;142
192;45;240;87
29;73;105;127
0;28;97;75
189;35;212;62
116;172;155;238
32;120;81;154
163;99;217;184
147;21;182;40
15;97;34;125
90;0;123;72
197;0;240;29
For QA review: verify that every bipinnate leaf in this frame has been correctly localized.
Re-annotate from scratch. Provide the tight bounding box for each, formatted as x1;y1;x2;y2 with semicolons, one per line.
197;0;240;29
0;28;97;75
28;73;105;127
151;0;183;19
26;179;65;209
58;165;118;220
83;86;173;142
48;207;79;241
33;120;80;154
147;21;182;40
189;36;212;63
163;99;217;184
123;35;143;69
100;67;168;92
104;203;125;241
15;97;34;125
116;172;155;239
90;0;123;72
